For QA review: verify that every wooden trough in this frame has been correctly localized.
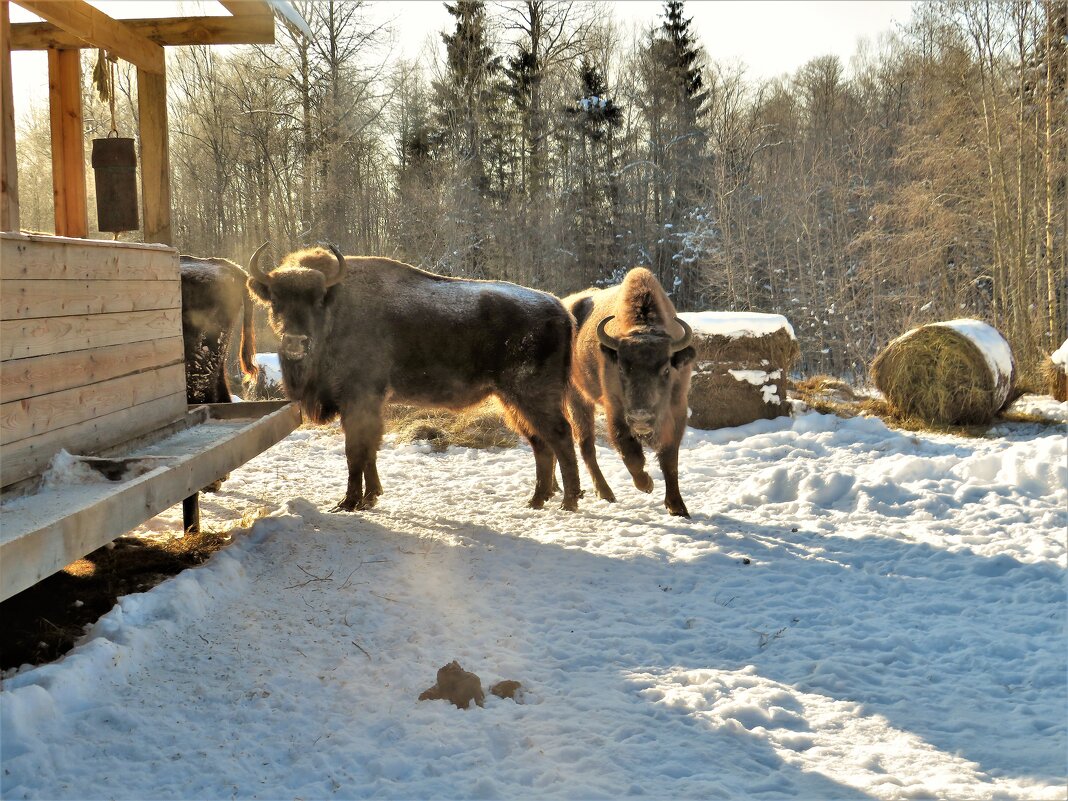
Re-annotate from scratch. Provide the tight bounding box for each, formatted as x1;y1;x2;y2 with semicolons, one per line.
679;311;799;430
0;234;300;602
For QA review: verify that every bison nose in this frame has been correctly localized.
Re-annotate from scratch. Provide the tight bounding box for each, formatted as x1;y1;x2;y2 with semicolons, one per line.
281;334;309;359
627;411;655;434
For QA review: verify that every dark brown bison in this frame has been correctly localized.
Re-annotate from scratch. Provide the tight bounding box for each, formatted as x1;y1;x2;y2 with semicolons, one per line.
563;268;695;516
180;255;259;405
246;244;581;513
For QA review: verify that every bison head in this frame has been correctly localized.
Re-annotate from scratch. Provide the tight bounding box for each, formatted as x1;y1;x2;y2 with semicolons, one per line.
247;242;347;362
597;315;695;436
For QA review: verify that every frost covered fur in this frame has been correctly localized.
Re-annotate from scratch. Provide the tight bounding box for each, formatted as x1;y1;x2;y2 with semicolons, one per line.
870;322;1015;425
688;327;800;429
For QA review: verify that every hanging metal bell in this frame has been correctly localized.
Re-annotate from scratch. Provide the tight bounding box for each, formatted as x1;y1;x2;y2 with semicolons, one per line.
91;137;139;233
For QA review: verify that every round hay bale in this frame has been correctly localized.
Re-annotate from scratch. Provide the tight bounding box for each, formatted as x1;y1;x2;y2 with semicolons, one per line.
679;312;800;430
870;319;1015;425
1045;339;1068;402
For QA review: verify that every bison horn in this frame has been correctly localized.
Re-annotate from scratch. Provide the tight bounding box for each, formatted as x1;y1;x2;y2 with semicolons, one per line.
596;316;621;351
671;317;693;352
248;241;272;285
323;243;347;287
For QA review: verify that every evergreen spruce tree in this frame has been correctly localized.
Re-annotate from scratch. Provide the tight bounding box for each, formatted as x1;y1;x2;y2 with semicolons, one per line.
565;59;624;287
431;0;503;276
638;0;710;306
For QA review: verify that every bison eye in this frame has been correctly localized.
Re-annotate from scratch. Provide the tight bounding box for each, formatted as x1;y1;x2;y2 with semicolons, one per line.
661;365;671;379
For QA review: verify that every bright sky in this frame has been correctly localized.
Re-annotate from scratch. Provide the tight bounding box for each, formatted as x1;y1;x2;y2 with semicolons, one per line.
373;1;914;77
9;1;913;122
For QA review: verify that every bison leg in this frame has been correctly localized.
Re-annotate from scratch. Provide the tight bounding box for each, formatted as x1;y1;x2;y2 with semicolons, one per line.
526;434;556;510
567;387;615;502
606;411;652;493
656;443;689;518
505;398;581;512
332;401;384;512
362;460;383;509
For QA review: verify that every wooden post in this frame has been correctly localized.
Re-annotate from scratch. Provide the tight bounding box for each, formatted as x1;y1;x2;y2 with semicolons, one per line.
47;48;87;238
1;1;19;232
135;62;190;526
136;65;171;246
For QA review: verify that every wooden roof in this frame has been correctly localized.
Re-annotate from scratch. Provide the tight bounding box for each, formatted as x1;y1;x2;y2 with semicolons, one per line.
0;0;310;240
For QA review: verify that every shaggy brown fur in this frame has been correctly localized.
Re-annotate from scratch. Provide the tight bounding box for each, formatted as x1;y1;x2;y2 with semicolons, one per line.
248;246;581;512
564;268;696;517
180;256;259;404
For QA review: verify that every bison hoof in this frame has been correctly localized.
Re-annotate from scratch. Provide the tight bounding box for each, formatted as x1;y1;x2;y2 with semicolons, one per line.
559;495;579;512
329;497;359;513
633;473;654;493
596;485;616;502
667;500;690;518
360;493;379;509
527;495;547;510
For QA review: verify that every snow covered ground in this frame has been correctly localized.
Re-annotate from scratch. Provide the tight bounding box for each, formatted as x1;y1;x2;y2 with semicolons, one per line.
2;399;1066;800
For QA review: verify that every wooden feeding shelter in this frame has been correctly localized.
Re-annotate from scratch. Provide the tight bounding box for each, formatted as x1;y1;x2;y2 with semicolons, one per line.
0;1;310;601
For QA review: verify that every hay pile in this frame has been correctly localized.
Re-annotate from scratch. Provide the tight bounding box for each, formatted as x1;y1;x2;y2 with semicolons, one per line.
1043;338;1068;402
679;312;800;430
384;400;518;450
870;319;1015;426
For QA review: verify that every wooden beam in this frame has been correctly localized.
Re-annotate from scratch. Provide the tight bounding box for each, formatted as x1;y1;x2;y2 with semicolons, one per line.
14;0;164;73
47;48;87;239
1;1;19;231
218;1;273;16
137;65;171;246
10;15;275;49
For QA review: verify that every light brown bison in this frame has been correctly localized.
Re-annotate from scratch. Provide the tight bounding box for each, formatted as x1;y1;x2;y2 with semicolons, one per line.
564;268;695;516
180;255;259;405
246;244;581;513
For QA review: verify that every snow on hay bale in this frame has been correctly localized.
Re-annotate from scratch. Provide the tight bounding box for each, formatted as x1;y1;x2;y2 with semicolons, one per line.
1043;338;1068;402
679;311;799;429
870;319;1016;425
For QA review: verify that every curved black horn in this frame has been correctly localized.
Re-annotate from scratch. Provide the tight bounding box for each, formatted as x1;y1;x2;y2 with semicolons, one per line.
596;316;620;351
670;317;693;352
324;243;347;287
248;241;272;285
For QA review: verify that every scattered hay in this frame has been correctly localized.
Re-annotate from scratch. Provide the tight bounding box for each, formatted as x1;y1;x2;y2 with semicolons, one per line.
418;661;485;709
870;321;1015;426
385;401;518;450
791;374;863;418
685;319;800;430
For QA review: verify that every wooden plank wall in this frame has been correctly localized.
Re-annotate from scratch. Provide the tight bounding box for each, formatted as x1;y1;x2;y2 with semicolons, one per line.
0;232;186;488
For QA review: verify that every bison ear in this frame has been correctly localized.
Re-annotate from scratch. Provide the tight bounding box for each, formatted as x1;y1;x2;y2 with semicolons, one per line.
247;277;270;303
599;343;619;362
671;346;696;368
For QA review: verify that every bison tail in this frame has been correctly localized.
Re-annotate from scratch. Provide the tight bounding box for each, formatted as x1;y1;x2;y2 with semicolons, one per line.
239;285;259;380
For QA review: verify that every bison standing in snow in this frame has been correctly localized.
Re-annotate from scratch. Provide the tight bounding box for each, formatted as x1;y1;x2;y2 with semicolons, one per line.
180;256;259;405
563;268;696;516
246;244;582;513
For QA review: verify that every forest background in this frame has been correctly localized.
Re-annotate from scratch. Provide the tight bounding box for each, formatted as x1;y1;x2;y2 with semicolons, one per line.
12;0;1066;382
